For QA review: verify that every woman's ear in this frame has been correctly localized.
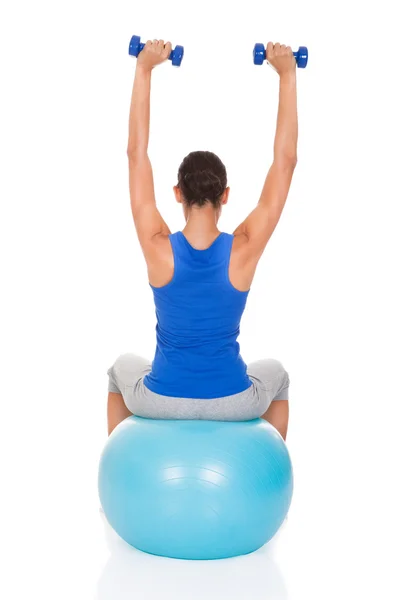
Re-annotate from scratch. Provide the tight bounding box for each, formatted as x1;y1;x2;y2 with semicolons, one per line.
173;186;183;204
221;187;230;205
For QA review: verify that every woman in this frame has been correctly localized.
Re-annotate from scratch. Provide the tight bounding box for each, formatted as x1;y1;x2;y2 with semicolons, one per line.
107;40;297;440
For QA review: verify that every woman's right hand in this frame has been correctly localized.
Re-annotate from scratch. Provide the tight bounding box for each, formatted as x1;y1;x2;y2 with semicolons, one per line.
266;42;296;77
137;39;173;72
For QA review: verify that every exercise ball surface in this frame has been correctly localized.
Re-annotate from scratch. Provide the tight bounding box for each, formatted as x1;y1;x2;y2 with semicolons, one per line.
98;417;293;560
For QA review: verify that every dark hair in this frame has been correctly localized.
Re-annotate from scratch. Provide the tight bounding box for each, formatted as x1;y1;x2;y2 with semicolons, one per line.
177;151;227;208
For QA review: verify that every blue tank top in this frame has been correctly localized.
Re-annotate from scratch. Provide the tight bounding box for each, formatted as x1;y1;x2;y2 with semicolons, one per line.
144;231;252;399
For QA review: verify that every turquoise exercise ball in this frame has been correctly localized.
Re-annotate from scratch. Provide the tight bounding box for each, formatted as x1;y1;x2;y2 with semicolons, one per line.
98;417;293;560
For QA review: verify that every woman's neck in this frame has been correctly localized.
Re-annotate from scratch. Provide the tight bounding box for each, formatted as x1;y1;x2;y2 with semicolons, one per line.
182;205;220;250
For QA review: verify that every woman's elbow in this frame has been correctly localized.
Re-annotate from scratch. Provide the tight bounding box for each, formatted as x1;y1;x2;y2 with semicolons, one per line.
126;146;138;160
126;146;147;163
275;153;298;170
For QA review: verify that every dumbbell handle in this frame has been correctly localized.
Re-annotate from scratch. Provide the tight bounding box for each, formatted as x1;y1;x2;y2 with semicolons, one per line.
130;40;179;64
263;48;307;66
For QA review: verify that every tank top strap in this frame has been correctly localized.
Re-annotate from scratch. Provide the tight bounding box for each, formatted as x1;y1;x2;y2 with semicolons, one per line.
169;231;185;256
217;232;234;263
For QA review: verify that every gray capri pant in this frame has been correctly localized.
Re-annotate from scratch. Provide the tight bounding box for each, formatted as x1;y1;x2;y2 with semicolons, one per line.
107;354;289;421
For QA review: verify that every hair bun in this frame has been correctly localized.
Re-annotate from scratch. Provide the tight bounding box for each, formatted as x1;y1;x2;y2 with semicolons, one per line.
184;169;223;201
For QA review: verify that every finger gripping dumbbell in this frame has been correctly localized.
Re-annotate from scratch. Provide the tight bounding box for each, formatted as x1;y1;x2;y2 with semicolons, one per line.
253;43;308;69
129;35;184;67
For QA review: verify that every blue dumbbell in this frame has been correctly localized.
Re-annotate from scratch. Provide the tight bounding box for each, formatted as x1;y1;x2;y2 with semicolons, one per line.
129;35;184;67
253;43;308;69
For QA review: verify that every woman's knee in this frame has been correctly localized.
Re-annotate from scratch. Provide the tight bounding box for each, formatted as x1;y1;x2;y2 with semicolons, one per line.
265;358;288;375
107;353;151;396
249;358;289;381
268;359;290;400
109;353;142;381
107;353;134;394
248;358;290;404
112;352;136;372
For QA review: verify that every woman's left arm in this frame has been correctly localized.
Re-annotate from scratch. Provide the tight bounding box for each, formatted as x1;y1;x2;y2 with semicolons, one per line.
127;41;171;251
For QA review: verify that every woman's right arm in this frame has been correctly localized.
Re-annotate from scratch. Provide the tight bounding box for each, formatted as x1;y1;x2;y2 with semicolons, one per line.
127;41;172;253
234;42;298;260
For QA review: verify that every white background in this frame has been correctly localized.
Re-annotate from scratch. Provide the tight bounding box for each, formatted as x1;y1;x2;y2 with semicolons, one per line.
1;0;399;598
